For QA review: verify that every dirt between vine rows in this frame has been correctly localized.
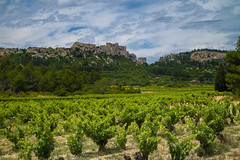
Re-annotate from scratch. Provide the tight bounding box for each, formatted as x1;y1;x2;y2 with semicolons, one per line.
1;122;240;160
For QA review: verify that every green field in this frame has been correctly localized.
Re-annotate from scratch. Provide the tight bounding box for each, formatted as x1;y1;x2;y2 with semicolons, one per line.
0;86;240;160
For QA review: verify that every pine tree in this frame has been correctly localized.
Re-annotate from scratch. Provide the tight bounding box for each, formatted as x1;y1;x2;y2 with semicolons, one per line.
236;36;240;52
215;63;227;92
226;36;240;95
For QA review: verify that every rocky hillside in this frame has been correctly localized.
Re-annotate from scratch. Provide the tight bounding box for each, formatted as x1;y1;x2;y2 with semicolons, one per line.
190;50;226;62
0;42;152;87
151;49;228;83
0;42;146;64
159;49;226;63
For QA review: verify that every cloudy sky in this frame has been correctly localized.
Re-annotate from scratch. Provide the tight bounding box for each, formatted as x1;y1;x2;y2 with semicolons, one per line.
0;0;240;62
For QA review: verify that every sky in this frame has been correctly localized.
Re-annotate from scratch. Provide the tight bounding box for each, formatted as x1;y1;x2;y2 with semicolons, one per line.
0;0;240;63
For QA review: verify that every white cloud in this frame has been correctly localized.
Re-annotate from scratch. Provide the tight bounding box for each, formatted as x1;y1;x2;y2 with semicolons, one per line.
127;27;232;57
232;5;240;15
189;0;234;11
0;0;7;5
0;26;45;47
85;10;120;29
57;0;72;5
32;9;56;20
0;0;239;58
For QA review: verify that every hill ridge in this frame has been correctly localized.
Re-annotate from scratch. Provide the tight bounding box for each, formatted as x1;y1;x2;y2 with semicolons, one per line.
0;42;147;64
159;49;227;63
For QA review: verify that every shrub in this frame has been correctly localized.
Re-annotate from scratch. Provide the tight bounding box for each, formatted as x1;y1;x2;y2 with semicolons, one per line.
82;113;116;151
129;115;161;160
67;123;84;156
116;124;127;149
189;120;215;156
34;127;55;159
4;126;25;151
166;132;196;160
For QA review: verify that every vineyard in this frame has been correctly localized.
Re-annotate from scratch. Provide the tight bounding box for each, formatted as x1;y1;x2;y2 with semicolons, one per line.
0;86;240;160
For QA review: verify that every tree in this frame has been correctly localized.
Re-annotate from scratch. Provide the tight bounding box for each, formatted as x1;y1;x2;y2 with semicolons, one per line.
214;63;227;92
22;61;40;91
94;78;111;94
236;36;240;51
55;69;82;92
39;71;56;92
12;73;26;92
226;36;240;94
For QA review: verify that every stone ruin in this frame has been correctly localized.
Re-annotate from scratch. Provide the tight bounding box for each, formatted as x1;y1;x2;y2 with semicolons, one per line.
71;42;138;62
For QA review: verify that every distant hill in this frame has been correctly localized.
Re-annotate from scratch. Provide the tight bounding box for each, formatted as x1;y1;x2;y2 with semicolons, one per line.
0;42;152;90
159;49;226;63
0;42;147;68
149;49;228;84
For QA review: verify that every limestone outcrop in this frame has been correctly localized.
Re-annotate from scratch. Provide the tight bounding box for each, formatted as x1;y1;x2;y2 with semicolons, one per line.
190;51;226;62
137;57;147;64
0;42;146;63
71;42;137;62
0;47;68;58
158;50;226;63
158;53;178;62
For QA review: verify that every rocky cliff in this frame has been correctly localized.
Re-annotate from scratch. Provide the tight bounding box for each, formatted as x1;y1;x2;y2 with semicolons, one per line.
158;50;226;63
190;50;226;62
70;42;138;62
0;42;146;63
137;57;147;64
159;53;179;62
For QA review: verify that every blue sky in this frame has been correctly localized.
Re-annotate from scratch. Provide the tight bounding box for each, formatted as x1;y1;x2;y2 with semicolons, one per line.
0;0;240;62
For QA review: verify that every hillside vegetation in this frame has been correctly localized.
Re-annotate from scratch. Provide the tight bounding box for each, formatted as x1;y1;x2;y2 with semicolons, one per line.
0;43;228;96
149;49;227;86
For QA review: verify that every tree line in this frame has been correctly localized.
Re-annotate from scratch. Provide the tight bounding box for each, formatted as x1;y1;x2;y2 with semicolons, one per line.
149;66;190;80
0;60;101;95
